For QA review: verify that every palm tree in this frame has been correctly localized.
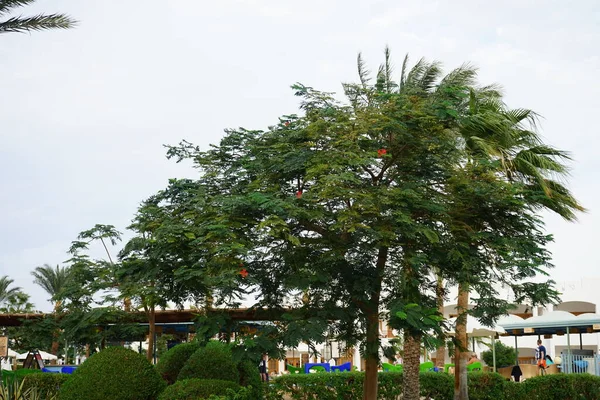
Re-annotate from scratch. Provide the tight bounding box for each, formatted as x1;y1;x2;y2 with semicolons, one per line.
451;94;584;400
0;275;21;305
0;0;76;34
31;263;71;312
32;263;71;356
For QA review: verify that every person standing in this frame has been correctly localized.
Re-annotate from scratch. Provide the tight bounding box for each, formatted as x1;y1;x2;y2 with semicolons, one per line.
536;339;547;375
258;354;268;382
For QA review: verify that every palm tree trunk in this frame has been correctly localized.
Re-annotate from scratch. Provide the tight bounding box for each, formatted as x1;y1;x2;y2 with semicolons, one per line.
50;301;61;357
454;282;469;400
435;274;446;369
146;306;156;363
403;332;422;400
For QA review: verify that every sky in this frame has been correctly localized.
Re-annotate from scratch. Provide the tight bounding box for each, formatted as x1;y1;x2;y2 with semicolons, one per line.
0;0;599;312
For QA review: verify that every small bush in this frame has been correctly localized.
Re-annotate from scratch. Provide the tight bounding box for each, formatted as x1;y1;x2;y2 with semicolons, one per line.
419;371;453;400
59;346;166;400
1;369;42;385
178;341;239;383
467;372;506;400
156;342;201;384
23;373;70;398
158;378;240;400
236;360;262;400
521;373;600;400
481;342;516;369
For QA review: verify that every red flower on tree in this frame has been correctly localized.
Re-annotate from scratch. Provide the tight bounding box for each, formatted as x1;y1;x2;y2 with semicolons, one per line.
296;190;303;199
377;148;387;157
284;121;290;127
239;268;249;278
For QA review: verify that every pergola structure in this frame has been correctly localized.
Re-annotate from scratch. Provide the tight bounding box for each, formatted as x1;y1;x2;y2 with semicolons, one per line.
498;311;600;372
0;307;289;328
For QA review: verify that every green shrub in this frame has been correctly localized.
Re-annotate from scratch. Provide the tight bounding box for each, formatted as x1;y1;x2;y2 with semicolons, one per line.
1;369;43;385
467;372;506;400
156;342;201;384
504;380;524;400
158;378;240;400
481;342;516;369
178;341;239;383
269;371;503;400
521;374;600;400
23;373;70;398
236;360;262;400
419;371;453;400
58;346;166;400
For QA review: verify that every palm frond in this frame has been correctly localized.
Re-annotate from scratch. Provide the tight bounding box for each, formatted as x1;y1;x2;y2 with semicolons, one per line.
438;63;478;90
31;263;71;303
399;53;409;92
0;0;36;15
357;52;371;88
0;13;76;34
0;276;21;304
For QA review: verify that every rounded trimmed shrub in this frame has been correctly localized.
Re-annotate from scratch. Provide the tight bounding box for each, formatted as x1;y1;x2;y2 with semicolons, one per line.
158;378;240;400
156;342;201;384
59;346;166;400
177;341;239;383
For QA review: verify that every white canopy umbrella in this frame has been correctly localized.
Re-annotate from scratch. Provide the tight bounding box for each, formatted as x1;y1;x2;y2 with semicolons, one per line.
446;316;506;372
7;349;18;358
17;350;58;361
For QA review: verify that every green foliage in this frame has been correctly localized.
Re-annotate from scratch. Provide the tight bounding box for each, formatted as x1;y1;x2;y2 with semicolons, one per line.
58;347;166;400
466;372;506;400
0;376;53;400
267;372;452;400
22;373;70;399
156;342;201;384
178;342;239;383
236;360;262;400
1;370;42;386
520;374;600;400
158;379;240;400
481;341;516;369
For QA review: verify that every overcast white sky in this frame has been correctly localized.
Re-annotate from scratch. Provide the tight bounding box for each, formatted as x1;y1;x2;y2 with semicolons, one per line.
1;0;598;312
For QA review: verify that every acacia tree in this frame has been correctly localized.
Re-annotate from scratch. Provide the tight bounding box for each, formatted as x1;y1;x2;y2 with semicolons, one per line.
165;52;468;399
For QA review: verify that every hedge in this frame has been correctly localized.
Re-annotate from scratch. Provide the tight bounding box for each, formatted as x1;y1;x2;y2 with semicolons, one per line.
59;347;166;400
520;374;600;400
267;371;600;400
267;371;454;400
156;342;201;384
23;373;70;399
158;378;240;400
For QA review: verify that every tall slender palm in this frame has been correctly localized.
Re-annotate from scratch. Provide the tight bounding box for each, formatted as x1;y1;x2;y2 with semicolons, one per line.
0;275;21;305
31;264;71;312
452;93;584;400
32;263;71;356
0;0;76;34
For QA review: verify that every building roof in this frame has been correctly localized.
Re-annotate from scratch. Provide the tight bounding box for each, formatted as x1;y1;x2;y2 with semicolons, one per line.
499;311;600;336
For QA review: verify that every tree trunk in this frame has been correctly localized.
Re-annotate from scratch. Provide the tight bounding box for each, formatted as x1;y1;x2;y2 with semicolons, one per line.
362;310;380;400
50;301;61;356
362;246;387;400
454;282;469;400
435;275;446;368
403;332;422;400
146;306;156;363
